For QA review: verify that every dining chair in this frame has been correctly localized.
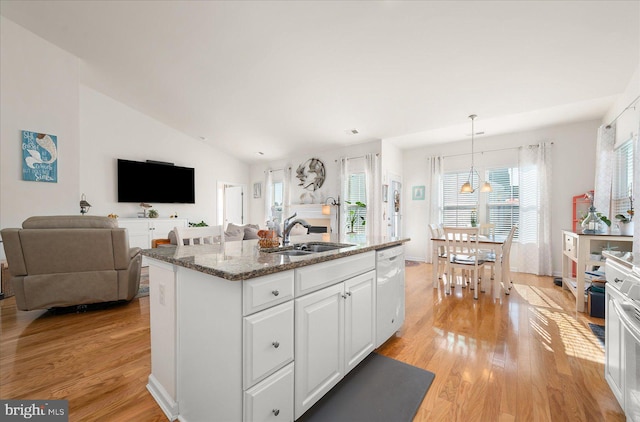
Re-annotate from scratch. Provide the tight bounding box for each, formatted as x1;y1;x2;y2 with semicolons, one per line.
174;225;225;246
479;223;496;279
429;224;447;280
500;225;517;294
482;225;517;295
443;226;488;299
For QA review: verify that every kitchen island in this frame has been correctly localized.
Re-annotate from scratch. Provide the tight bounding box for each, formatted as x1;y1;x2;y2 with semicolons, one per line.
142;234;409;422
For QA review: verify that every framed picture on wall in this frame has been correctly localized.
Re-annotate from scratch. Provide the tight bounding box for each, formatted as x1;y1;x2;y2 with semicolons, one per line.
22;130;58;183
412;185;425;200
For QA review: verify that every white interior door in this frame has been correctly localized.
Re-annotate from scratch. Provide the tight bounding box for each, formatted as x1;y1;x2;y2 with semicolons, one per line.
224;185;244;226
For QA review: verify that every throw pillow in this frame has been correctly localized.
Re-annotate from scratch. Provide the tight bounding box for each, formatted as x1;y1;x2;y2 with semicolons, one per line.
244;226;260;240
225;229;244;242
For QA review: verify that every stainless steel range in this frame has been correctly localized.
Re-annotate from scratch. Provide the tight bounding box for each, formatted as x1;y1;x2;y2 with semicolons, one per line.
604;251;640;422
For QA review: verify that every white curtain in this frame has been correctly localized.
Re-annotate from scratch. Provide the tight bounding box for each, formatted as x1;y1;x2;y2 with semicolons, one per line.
425;156;443;263
340;158;349;239
283;166;292;221
517;142;553;276
264;170;273;224
634;129;639;257
594;123;617;216
364;153;381;239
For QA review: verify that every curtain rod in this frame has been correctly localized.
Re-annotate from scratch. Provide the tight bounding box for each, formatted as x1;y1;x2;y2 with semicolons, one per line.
442;142;553;159
334;153;380;162
605;94;640;129
263;166;291;174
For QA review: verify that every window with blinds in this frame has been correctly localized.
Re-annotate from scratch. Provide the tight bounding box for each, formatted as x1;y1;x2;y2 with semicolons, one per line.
442;171;478;226
486;167;520;239
346;172;367;234
612;139;634;219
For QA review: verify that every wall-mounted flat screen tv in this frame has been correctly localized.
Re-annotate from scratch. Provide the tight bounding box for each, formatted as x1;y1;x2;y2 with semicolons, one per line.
117;159;195;203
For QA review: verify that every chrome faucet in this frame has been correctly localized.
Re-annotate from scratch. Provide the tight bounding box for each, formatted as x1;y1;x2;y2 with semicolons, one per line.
282;212;311;245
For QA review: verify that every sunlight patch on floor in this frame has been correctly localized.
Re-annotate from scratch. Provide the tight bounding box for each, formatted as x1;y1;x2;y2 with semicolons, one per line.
511;283;563;310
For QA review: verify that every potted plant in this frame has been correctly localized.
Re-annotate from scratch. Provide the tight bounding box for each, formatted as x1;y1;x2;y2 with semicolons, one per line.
346;201;366;233
148;209;159;218
470;209;477;227
615;194;634;235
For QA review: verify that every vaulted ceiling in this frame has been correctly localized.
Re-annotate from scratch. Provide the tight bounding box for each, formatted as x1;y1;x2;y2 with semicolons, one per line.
1;1;638;163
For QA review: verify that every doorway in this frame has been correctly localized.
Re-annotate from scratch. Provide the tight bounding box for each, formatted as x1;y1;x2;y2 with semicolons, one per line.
217;182;246;227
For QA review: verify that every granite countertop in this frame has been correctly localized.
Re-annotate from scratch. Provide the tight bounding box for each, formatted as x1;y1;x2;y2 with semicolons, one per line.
141;234;410;281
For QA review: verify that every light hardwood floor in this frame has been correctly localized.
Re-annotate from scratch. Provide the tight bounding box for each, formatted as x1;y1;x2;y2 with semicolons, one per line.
0;263;623;421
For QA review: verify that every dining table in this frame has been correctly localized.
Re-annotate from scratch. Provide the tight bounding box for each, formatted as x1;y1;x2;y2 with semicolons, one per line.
431;234;506;299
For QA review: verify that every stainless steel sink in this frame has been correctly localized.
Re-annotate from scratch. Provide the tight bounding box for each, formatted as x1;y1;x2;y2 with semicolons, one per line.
274;249;313;256
293;242;355;253
264;242;355;256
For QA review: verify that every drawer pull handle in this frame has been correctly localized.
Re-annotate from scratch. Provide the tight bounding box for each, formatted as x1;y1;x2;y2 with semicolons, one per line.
272;341;280;348
346;292;352;296
615;278;623;283
341;294;347;299
272;409;280;416
272;290;280;296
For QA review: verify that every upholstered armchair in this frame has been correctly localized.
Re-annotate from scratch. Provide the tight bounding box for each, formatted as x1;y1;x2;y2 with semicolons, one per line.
1;215;142;311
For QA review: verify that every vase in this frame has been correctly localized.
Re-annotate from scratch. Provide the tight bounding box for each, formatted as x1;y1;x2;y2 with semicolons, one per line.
581;206;607;234
621;221;634;236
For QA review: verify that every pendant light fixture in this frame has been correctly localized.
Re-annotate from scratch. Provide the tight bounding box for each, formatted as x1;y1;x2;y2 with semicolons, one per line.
460;114;492;194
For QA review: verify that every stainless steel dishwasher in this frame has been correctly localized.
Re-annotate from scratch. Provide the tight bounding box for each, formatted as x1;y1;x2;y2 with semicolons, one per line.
375;245;405;348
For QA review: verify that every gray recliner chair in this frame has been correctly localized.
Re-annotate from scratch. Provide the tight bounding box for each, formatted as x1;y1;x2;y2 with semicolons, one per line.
1;215;142;311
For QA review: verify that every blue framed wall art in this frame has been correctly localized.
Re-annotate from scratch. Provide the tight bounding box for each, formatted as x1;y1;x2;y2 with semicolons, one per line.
22;130;58;183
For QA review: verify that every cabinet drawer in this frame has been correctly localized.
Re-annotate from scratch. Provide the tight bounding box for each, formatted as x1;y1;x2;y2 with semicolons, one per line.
295;251;375;296
243;362;294;422
564;234;577;259
243;271;294;316
243;301;294;389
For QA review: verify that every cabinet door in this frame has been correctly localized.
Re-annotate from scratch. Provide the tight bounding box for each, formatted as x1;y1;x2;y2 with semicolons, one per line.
345;270;376;374
120;220;151;249
152;218;187;240
605;293;625;407
295;283;345;419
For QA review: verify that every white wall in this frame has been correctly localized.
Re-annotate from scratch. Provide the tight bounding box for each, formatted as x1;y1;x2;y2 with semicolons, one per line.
79;86;248;224
401;119;602;276
249;141;381;231
0;17;80;230
0;16;248;258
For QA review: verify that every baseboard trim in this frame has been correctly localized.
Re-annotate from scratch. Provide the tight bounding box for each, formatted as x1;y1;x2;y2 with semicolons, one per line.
147;374;179;421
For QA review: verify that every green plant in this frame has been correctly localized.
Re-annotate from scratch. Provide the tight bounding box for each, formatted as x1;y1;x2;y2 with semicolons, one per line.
346;201;366;233
596;213;611;227
189;220;209;227
148;209;159;218
470;210;477;227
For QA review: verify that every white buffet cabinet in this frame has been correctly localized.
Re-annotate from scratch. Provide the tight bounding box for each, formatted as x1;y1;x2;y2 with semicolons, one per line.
561;230;632;312
146;249;382;421
118;217;188;250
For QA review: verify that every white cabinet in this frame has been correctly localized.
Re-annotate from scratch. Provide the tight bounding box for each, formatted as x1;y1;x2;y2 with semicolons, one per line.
118;218;187;249
344;271;376;373
295;282;344;418
561;230;632;312
294;268;376;419
145;247;401;422
606;289;625;408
